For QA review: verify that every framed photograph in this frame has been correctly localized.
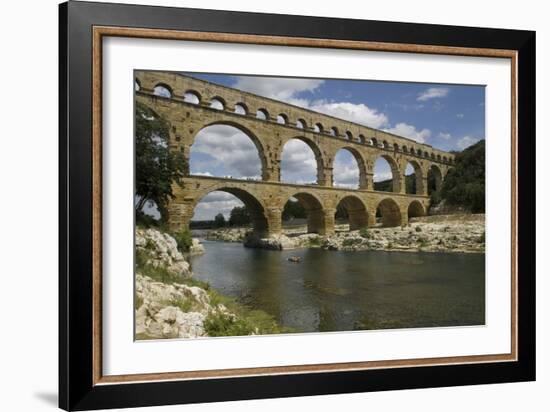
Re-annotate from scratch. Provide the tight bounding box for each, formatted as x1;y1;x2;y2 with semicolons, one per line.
59;1;536;410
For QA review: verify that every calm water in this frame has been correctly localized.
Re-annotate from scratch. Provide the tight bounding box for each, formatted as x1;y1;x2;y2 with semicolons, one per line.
190;240;485;333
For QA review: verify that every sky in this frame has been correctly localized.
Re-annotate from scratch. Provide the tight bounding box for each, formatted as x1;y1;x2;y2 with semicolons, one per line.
172;72;485;221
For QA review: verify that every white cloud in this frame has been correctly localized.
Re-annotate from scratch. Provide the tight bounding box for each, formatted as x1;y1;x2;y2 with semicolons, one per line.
438;132;452;140
192;191;244;220
373;171;392;182
333;150;359;189
456;113;465;119
384;122;431;143
232;76;389;129
190;125;262;178
306;100;389;129
456;136;481;150
417;87;450;102
233;77;324;102
280;139;318;184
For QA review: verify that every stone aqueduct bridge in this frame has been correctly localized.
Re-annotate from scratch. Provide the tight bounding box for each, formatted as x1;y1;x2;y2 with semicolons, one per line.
135;71;455;237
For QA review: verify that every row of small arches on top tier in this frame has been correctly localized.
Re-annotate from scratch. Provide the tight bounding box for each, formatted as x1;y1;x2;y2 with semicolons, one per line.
136;79;453;164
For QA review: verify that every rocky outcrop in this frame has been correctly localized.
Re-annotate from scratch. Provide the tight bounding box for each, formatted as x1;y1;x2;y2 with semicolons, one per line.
136;227;191;276
188;238;205;255
244;232;323;250
201;215;485;254
206;228;248;242
323;219;485;253
135;274;234;339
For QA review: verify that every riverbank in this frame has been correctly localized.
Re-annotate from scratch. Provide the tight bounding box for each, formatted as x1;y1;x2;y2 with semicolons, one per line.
203;214;485;254
135;227;289;340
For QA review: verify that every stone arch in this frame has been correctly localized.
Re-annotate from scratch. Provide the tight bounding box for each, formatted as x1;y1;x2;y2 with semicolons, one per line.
192;187;269;237
191;121;269;180
393;143;400;152
296;118;307;129
437;154;442;161
256;108;269;120
234;102;248;115
345;131;354;140
283;192;326;234
358;134;366;144
333;147;367;189
314;123;324;133
335;195;369;231
183;90;201;104
153;83;173;98
209;96;225;110
402;145;408;153
373;154;400;192
280;136;326;185
376;198;402;227
277;113;288;124
407;200;425;220
371;138;379;147
330;126;339;137
404;159;424;195
427;164;443;193
382;140;390;149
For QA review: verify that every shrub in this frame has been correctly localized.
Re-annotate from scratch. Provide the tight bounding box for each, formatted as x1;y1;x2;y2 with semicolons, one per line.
166;297;196;313
359;227;371;239
343;237;362;247
477;231;486;244
172;228;193;252
308;236;322;247
415;226;422;232
136;249;181;284
204;312;256;337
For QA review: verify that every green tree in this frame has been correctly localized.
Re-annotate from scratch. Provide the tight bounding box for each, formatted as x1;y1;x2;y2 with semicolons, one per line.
440;140;485;213
229;206;251;227
135;102;187;221
335;204;349;220
282;200;306;221
214;213;226;228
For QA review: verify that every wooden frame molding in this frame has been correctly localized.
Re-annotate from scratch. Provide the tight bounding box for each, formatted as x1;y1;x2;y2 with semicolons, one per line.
92;26;518;386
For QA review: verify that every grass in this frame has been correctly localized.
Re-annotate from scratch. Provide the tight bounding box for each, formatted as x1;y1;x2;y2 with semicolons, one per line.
204;288;292;336
308;236;322;247
172;228;193;252
136;249;182;284
164;296;197;313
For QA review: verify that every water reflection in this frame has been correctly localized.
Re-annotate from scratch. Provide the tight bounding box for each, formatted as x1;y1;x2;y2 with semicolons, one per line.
190;240;485;333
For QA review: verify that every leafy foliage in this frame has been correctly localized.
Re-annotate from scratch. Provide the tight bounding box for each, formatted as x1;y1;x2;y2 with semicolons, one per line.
374;175;416;193
172;228;193;252
359;227;371;239
229;206;251;227
440;140;485;213
214;213;226;227
282;200;306;221
135;102;187;221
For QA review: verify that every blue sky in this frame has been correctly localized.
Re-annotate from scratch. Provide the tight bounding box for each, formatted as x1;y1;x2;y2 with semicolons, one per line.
176;72;485;220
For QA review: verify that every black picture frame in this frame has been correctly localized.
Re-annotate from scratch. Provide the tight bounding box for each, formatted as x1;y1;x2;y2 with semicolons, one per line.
59;1;536;410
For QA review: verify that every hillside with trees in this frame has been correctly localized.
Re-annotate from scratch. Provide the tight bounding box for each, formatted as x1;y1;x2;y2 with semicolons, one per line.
437;140;485;213
374;140;485;213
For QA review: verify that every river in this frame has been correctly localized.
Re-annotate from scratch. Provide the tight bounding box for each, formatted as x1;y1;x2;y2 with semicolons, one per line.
189;240;485;333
